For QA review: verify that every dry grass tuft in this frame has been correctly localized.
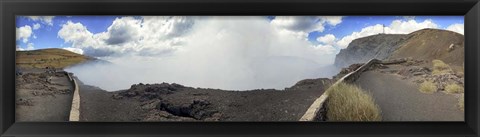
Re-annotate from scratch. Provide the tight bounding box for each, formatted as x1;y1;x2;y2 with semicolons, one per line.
326;82;382;121
432;59;452;75
458;93;464;111
419;80;437;94
445;84;464;94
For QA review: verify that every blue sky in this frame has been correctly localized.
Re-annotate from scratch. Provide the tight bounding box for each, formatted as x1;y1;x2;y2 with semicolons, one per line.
16;16;464;57
306;16;464;44
16;16;120;50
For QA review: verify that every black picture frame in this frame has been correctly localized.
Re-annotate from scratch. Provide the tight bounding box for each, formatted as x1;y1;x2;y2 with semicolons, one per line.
1;0;479;136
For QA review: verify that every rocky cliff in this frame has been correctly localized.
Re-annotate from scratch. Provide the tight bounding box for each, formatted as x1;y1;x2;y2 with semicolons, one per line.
334;34;407;68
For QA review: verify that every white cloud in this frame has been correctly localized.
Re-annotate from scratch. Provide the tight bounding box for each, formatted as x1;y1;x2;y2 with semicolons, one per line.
313;44;337;55
271;16;343;39
58;16;195;57
321;16;343;26
335;19;439;48
60;16;340;58
271;16;325;32
316;34;336;45
63;47;84;55
335;24;384;49
16;45;25;51
403;16;416;20
16;25;32;43
446;23;464;35
33;23;41;30
143;16;194;38
27;16;55;26
58;21;98;49
388;19;438;34
26;43;35;50
104;17;142;45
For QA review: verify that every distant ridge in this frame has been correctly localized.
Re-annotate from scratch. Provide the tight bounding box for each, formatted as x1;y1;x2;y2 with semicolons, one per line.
16;48;99;69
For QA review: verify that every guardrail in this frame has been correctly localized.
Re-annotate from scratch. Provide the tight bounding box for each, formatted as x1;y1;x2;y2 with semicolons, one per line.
300;59;380;121
65;72;80;121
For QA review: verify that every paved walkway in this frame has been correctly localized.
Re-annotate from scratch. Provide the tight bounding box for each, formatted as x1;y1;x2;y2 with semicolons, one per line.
355;71;463;121
16;71;74;121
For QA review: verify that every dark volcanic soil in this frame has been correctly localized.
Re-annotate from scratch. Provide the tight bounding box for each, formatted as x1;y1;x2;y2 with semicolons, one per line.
355;59;464;121
16;69;74;121
356;71;463;121
78;82;147;121
78;78;332;121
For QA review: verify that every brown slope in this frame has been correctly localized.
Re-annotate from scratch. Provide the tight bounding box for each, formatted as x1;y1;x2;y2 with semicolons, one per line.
390;28;464;66
16;48;95;69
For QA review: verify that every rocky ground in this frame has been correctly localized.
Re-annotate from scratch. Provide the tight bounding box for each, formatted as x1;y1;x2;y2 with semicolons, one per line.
17;57;464;122
15;68;74;121
78;78;333;121
373;59;464;95
354;58;464;121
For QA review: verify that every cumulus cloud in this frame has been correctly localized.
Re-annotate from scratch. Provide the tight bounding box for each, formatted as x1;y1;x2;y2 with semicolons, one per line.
335;24;385;49
27;16;55;26
33;23;41;30
446;23;464;35
313;44;337;55
104;17;142;45
16;45;25;51
58;21;112;56
388;19;438;34
334;19;439;48
58;16;195;57
271;16;343;39
317;34;336;45
26;43;35;50
16;25;32;43
144;16;194;38
65;16;339;91
321;16;343;26
58;21;97;47
403;16;416;20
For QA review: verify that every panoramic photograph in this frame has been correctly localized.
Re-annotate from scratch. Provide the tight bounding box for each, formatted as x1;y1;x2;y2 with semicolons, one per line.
15;16;464;121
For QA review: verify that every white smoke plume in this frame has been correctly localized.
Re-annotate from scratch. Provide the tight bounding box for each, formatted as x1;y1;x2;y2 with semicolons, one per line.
65;17;339;91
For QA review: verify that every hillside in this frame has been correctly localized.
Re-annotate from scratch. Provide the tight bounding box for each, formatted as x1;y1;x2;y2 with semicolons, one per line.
16;48;96;69
334;34;407;68
334;29;464;68
390;29;464;66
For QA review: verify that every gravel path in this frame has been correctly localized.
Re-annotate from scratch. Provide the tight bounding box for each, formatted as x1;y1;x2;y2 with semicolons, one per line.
355;71;464;121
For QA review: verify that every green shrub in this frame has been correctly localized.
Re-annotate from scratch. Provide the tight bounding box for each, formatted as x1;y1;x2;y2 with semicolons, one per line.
326;82;382;121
